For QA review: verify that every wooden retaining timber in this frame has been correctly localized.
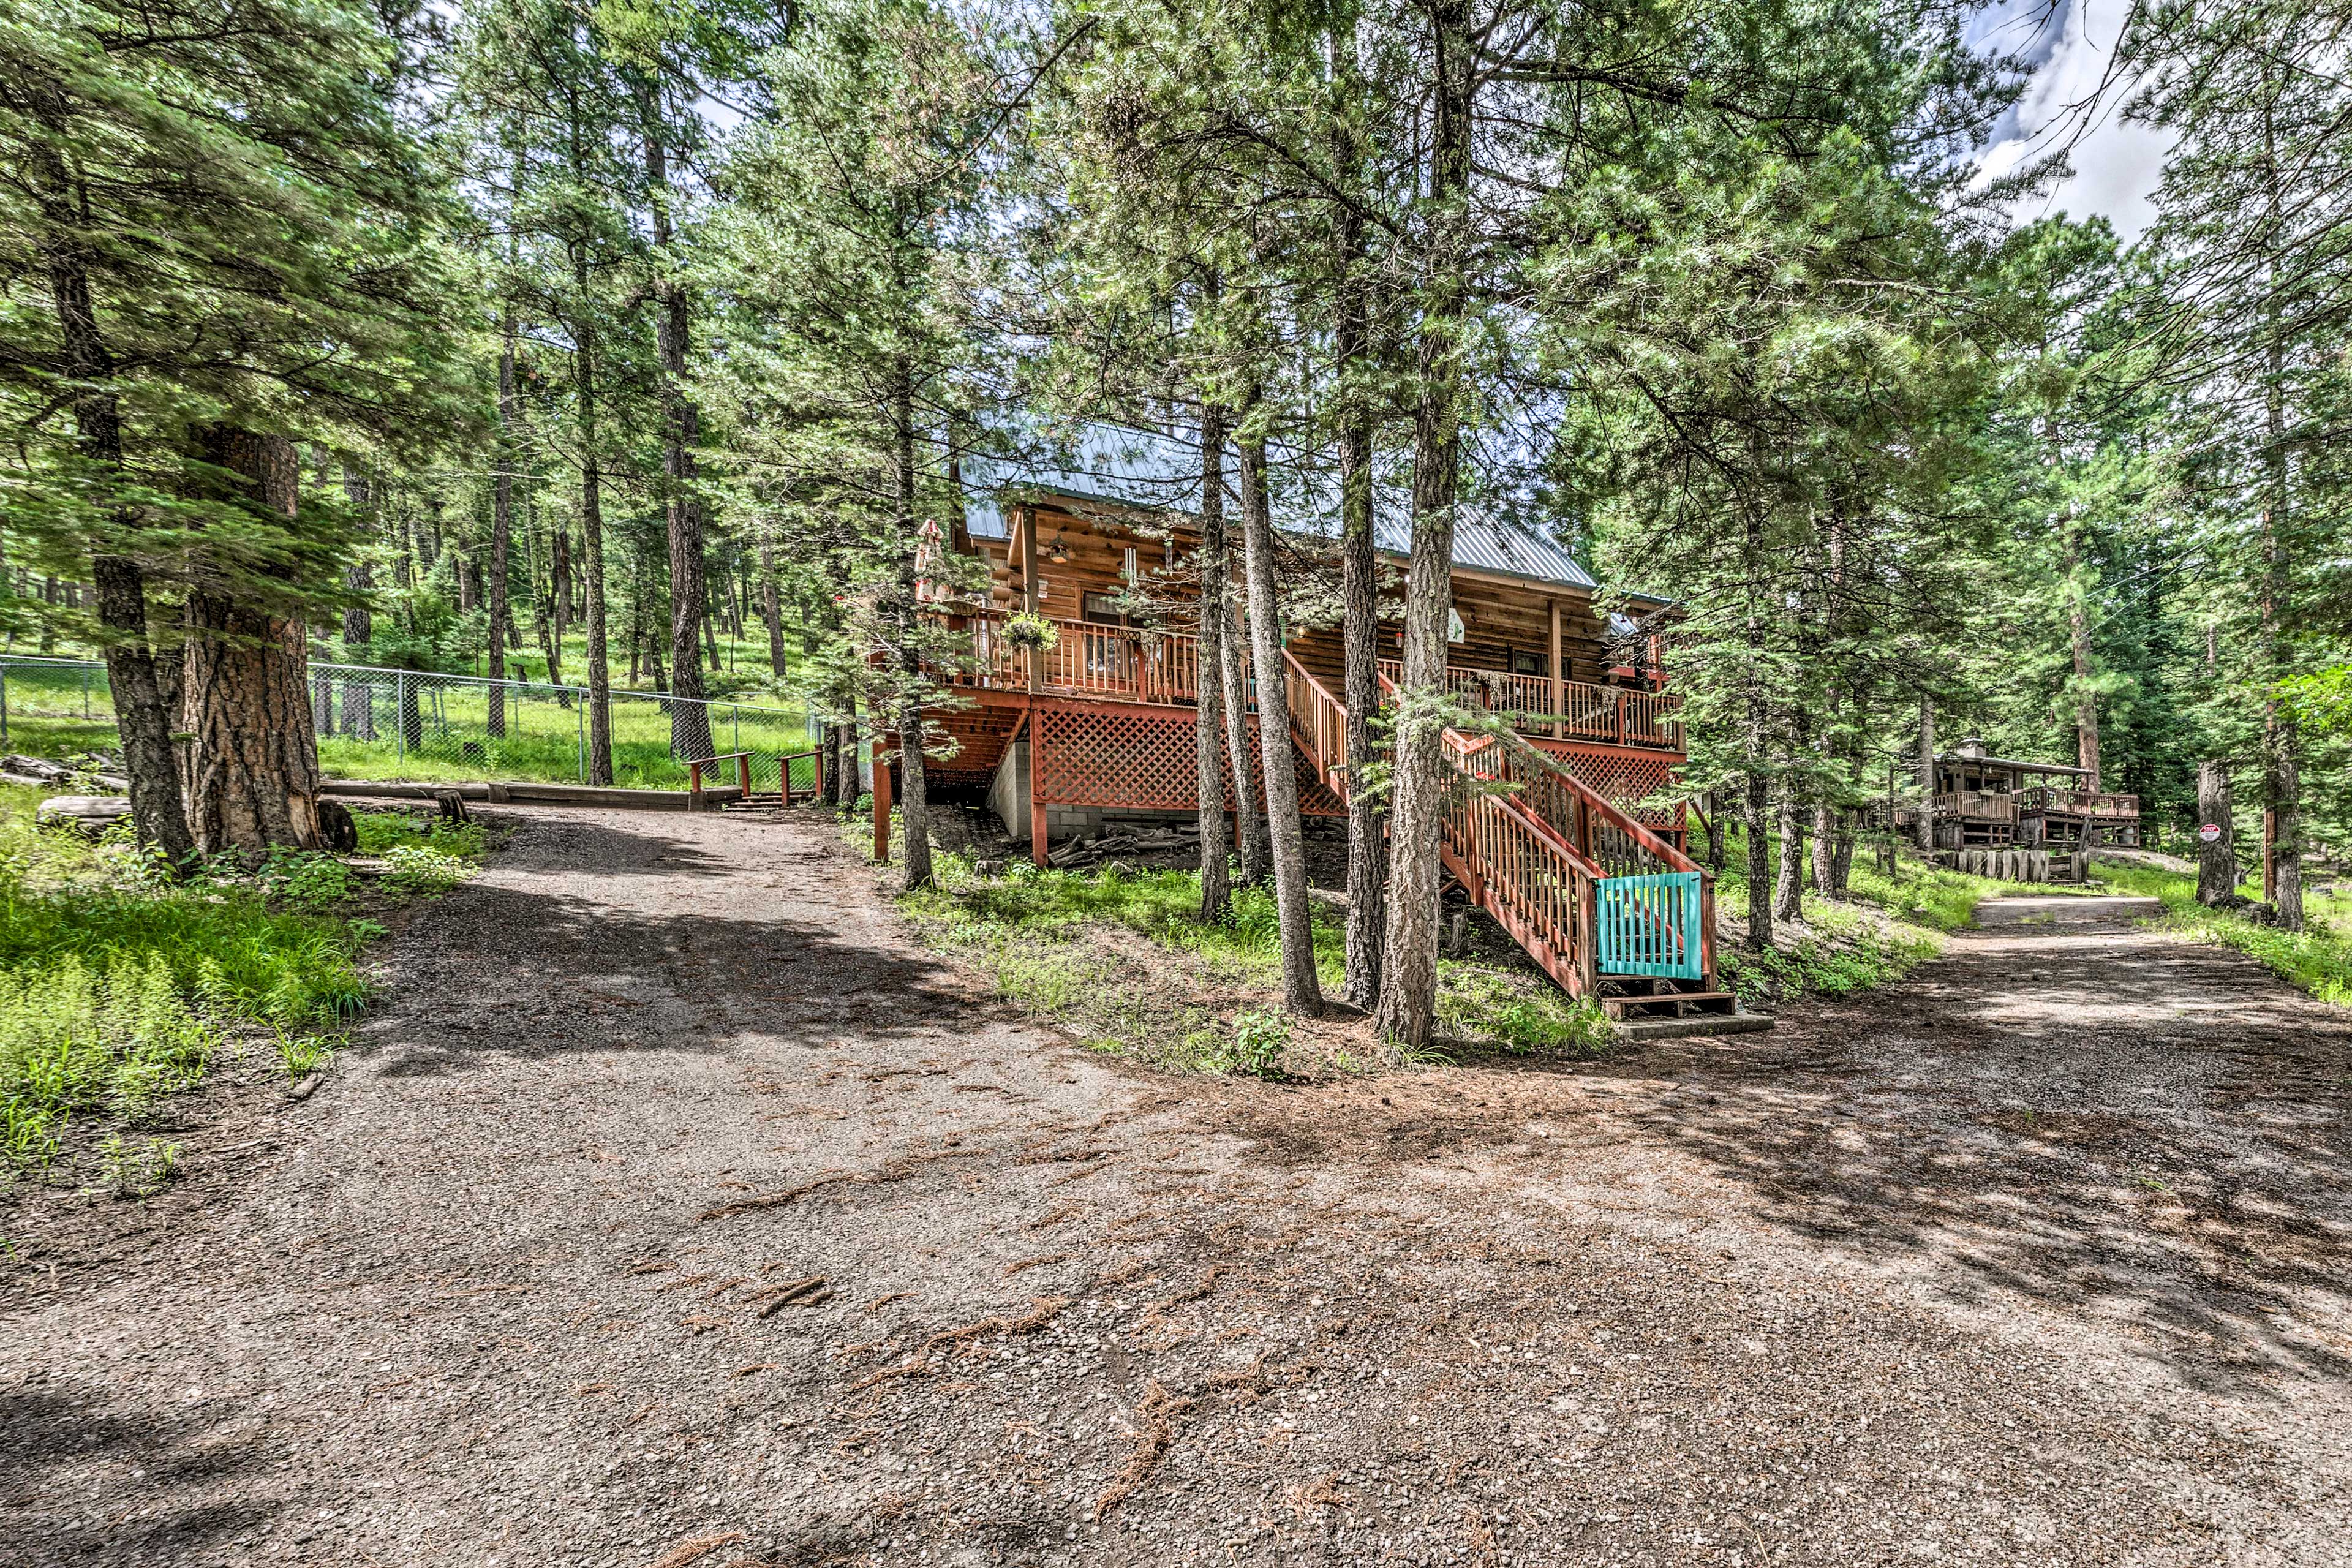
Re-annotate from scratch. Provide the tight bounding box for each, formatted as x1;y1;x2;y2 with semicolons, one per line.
322;779;746;812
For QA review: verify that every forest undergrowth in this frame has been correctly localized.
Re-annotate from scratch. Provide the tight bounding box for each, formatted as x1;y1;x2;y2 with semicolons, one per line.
0;786;486;1194
864;813;1612;1076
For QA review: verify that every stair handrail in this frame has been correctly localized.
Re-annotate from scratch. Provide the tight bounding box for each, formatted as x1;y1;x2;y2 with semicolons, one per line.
1278;649;1350;780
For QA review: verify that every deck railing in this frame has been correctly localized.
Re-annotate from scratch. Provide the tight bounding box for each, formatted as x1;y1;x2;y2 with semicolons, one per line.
1281;651;1351;785
2020;786;2140;818
932;609;1683;754
1932;790;2019;823
1376;658;1679;750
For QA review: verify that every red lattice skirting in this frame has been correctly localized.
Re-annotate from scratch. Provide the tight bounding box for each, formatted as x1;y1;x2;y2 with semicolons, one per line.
1029;699;1344;817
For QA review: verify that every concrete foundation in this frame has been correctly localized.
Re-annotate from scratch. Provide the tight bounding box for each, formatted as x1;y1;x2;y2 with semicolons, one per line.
986;740;1197;844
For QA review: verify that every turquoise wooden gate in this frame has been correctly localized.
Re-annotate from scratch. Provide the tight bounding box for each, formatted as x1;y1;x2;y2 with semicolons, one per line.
1595;872;1703;979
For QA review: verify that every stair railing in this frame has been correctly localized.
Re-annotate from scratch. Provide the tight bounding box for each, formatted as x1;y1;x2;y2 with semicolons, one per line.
1280;649;1350;785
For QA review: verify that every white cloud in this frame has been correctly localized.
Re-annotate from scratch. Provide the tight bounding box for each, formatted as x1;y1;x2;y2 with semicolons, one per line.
1972;0;2174;241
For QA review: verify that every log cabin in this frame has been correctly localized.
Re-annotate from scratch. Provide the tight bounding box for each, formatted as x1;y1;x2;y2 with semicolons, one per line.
1899;737;2142;880
871;423;1735;1023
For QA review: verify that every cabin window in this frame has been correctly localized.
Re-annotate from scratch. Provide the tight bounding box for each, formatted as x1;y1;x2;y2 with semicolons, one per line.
1082;591;1126;627
1510;649;1549;677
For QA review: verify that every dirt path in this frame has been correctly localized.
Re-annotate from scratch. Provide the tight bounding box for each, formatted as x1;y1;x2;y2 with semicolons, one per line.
4;808;2347;1566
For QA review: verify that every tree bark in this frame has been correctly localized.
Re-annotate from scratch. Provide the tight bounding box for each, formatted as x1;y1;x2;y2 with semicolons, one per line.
40;205;195;866
1373;0;1472;1049
1773;758;1806;924
488;320;518;739
181;426;323;854
1201;418;1265;887
1915;694;1936;854
1193;401;1234;922
1332;93;1384;1012
1236;413;1323;1016
2196;761;2237;905
337;462;377;739
890;355;933;892
760;542;787;678
1338;413;1384;1012
644;126;715;763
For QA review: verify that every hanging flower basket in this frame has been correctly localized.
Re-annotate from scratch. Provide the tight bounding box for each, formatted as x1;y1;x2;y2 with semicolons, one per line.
1002;611;1059;652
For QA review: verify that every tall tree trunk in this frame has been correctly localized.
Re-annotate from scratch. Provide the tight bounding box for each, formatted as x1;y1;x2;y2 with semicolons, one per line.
1915;694;1936;854
488;319;518;740
1773;752;1806;923
1332;91;1383;1011
1193;401;1235;922
2060;504;2100;791
1743;769;1773;950
2196;762;2237;905
548;522;570;687
1338;415;1384;1012
181;426;323;854
1201;415;1265;887
40;208;194;865
890;355;933;892
1218;602;1268;884
338;462;377;739
2255;70;2302;930
760;543;787;678
645;126;715;763
571;280;613;785
1236;411;1322;1016
1374;0;1472;1050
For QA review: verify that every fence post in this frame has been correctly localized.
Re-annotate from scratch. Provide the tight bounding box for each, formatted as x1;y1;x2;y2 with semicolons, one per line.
81;665;91;718
395;671;405;766
576;700;586;782
1;668;8;746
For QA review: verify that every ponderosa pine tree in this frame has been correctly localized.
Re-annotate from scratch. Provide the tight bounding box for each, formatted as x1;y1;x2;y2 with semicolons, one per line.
0;0;460;856
2118;0;2352;928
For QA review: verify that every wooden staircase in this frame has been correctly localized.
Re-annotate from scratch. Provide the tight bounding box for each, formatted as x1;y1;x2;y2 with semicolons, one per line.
1280;650;1754;1026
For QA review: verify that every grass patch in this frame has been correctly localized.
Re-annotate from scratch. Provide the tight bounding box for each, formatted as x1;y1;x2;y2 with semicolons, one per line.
886;839;1609;1073
1703;826;2043;1006
0;788;488;1186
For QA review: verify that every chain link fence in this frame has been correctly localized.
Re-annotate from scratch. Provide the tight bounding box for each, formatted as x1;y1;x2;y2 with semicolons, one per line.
0;654;821;794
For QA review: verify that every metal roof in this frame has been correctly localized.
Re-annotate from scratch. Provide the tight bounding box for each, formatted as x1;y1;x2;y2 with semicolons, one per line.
960;421;1599;593
1935;753;2088;776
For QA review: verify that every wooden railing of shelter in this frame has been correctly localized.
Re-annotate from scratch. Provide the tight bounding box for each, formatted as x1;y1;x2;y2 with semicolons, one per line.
2019;786;2140;818
1376;658;1680;749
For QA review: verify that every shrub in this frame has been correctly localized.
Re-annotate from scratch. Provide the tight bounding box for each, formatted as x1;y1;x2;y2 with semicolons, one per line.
1219;1009;1291;1077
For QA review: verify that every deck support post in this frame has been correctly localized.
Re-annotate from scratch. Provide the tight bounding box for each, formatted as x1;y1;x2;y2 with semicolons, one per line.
1030;705;1049;868
872;746;892;862
1548;599;1564;740
1020;503;1040;695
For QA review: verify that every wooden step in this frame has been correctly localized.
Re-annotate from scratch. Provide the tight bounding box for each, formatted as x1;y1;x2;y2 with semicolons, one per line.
1599;989;1740;1020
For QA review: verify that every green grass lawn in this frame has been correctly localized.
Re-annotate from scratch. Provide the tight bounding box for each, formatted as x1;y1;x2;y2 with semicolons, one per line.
3;651;816;790
0;785;487;1190
876;818;1609;1074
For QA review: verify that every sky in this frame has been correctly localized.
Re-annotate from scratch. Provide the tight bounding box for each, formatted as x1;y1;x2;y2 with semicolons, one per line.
1969;0;2176;241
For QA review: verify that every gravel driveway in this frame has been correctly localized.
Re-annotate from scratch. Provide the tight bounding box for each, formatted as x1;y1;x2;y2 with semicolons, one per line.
4;805;2346;1566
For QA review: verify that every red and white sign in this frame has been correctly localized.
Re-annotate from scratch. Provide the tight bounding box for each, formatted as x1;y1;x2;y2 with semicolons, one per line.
2199;823;2222;844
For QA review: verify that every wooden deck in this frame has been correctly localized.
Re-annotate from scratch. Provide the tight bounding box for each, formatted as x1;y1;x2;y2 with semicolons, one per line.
934;608;1682;752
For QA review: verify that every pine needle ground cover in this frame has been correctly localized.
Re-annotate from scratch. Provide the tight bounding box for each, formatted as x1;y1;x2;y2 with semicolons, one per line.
874;827;1610;1076
0;786;486;1191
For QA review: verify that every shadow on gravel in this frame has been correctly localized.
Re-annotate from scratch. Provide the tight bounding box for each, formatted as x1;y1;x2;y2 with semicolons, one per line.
1616;929;2352;1391
0;1385;271;1561
363;865;978;1082
481;812;741;880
